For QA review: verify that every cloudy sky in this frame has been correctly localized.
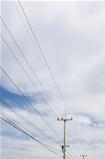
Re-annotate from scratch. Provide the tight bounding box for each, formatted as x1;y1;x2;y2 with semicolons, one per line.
0;1;105;159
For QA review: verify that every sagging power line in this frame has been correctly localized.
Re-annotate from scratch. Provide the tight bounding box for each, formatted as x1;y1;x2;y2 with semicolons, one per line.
18;0;69;110
0;112;62;156
0;97;57;142
0;66;60;139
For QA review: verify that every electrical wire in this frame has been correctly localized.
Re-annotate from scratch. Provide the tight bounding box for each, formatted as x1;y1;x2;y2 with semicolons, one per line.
0;17;63;137
0;2;86;158
0;109;74;158
0;16;61;117
0;66;60;139
0;97;57;142
18;0;69;110
1;111;61;154
0;112;62;156
0;33;63;142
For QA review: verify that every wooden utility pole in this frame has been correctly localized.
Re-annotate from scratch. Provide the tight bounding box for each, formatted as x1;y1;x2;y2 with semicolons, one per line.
80;154;87;159
57;117;73;159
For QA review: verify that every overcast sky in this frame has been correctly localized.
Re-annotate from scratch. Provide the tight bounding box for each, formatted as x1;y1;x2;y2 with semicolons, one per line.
0;1;105;159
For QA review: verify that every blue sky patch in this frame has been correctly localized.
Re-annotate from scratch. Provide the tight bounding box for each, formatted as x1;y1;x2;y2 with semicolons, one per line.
0;86;48;109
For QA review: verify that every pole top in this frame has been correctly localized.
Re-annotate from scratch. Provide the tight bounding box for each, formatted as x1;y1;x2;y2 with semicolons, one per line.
57;117;73;121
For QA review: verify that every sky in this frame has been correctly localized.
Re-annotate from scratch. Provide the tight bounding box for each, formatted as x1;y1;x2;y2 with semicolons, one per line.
0;1;105;159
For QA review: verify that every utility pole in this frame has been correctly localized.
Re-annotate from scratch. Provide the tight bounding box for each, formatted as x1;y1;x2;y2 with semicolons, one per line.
57;116;73;159
80;154;87;159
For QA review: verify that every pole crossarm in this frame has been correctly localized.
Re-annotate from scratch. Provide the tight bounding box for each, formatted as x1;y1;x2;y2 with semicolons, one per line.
57;117;73;121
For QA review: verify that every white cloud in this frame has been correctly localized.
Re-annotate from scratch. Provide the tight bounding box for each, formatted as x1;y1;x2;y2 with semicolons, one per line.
1;1;105;159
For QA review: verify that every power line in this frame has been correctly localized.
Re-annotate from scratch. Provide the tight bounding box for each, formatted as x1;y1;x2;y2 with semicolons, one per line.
0;16;61;117
0;97;56;142
0;3;77;158
0;111;73;159
18;0;69;110
0;33;38;91
0;3;90;158
0;112;62;156
0;33;63;141
0;99;74;159
1;17;63;138
0;66;60;138
0;111;61;154
0;71;74;159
